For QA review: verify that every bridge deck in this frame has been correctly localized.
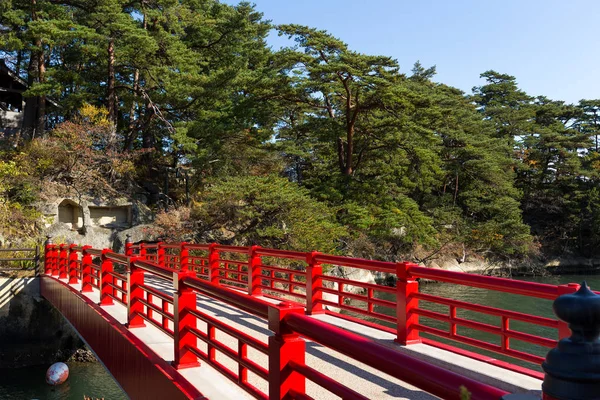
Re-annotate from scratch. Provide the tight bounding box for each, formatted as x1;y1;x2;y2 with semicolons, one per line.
60;274;541;399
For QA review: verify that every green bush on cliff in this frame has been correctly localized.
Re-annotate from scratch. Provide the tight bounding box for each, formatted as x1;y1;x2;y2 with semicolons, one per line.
194;175;346;253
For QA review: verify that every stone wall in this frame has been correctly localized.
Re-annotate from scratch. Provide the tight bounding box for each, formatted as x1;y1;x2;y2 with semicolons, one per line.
0;278;84;368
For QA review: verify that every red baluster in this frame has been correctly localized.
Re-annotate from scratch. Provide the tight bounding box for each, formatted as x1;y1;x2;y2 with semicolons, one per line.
68;244;78;284
269;302;306;400
80;245;93;293
248;245;262;296
396;262;420;345
52;244;59;276
172;269;200;369
306;251;323;315
44;236;53;275
100;249;114;306
127;257;146;328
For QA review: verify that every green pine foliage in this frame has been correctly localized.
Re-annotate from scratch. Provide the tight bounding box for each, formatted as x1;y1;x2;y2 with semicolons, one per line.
194;175;346;253
0;1;597;262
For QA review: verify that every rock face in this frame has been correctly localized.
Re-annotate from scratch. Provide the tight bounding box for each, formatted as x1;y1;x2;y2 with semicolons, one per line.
40;195;154;252
113;224;153;253
68;348;97;363
322;266;377;312
544;257;600;274
428;257;491;274
0;278;86;368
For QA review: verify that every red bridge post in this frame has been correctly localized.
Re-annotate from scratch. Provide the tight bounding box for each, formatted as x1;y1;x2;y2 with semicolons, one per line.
248;245;262;296
68;244;78;284
157;239;165;268
100;249;114;306
209;243;220;286
127;257;146;328
80;245;93;292
172;270;200;369
396;262;420;345
139;242;147;260
269;302;306;400
306;251;324;315
44;236;53;275
125;234;133;257
180;242;189;272
58;244;68;279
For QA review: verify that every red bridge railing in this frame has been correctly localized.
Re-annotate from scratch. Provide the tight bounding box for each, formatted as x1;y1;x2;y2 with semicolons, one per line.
123;240;580;379
44;238;519;399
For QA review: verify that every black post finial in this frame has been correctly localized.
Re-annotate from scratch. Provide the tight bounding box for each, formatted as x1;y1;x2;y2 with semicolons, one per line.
45;235;53;246
125;234;132;244
542;282;600;399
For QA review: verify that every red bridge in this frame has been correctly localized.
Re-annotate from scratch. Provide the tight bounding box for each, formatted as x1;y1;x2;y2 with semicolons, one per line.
39;237;598;400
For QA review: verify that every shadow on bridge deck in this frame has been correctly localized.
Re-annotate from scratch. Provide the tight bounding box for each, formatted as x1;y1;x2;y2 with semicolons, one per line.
42;273;541;400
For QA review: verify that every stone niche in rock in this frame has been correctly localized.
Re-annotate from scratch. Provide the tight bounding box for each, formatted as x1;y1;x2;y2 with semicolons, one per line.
89;205;132;228
57;199;83;230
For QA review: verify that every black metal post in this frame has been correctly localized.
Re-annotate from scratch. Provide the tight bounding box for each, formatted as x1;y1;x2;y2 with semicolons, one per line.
542;282;600;400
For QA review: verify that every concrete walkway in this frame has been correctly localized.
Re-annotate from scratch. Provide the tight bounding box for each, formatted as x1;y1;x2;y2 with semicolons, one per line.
63;274;543;399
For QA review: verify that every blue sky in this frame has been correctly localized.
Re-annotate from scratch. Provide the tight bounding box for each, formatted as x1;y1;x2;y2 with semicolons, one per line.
222;0;599;104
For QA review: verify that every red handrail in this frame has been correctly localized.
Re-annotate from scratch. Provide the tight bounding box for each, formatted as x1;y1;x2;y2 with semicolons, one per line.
182;275;270;319
255;247;307;260
105;251;129;264
314;253;396;273
407;265;559;300
133;259;174;280
283;312;509;400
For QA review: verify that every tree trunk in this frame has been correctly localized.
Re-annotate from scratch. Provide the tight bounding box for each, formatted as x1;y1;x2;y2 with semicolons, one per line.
124;10;146;151
124;68;140;151
344;124;354;175
15;50;22;77
453;173;459;206
22;0;44;141
21;52;38;141
141;101;155;149
337;137;345;173
107;38;117;142
35;40;46;138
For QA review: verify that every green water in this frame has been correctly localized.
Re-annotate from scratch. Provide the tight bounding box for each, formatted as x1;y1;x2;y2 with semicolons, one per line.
0;362;127;400
369;274;600;371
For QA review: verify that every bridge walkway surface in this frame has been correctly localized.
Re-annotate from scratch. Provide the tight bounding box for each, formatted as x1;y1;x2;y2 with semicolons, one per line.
51;272;541;399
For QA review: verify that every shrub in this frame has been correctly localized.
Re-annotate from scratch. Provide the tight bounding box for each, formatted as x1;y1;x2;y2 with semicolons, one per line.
194;175;346;253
